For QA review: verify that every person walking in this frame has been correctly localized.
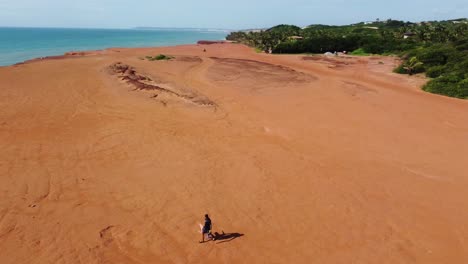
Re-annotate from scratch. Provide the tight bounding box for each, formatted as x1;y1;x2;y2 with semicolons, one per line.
200;214;213;243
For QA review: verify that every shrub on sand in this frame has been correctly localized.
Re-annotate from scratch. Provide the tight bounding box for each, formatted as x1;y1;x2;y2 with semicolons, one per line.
350;48;370;56
146;54;174;61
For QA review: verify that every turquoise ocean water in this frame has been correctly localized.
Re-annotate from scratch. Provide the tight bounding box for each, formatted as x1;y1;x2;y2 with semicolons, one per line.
0;27;228;66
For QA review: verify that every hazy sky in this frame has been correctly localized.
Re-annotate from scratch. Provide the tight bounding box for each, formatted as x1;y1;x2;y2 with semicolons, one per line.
0;0;466;29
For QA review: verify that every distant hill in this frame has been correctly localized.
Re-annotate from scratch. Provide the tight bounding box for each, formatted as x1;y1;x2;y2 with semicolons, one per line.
133;27;230;32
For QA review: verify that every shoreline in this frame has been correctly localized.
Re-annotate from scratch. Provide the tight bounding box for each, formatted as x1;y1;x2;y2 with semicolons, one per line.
5;41;235;67
0;27;228;67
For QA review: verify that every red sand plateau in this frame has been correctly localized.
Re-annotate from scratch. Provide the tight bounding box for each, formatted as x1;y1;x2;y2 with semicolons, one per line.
1;43;468;264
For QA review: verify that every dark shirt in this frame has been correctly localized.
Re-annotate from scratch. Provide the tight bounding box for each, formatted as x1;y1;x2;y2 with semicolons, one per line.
204;218;212;230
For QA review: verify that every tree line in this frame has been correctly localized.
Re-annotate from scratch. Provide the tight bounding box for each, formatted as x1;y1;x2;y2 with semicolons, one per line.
226;19;468;99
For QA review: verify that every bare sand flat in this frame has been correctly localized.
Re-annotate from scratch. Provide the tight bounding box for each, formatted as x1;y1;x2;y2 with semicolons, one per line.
1;43;468;263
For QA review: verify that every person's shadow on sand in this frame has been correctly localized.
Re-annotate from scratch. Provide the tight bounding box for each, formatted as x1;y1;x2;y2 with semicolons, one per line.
212;231;244;244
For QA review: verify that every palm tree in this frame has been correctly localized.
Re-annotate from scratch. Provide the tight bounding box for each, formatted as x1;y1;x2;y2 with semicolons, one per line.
404;57;424;75
396;26;408;39
431;24;448;42
415;24;431;42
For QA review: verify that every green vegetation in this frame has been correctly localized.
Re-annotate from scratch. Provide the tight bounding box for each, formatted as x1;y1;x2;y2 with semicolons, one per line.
254;47;263;53
350;48;371;56
417;42;468;98
145;54;174;61
403;57;424;75
226;18;468;99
